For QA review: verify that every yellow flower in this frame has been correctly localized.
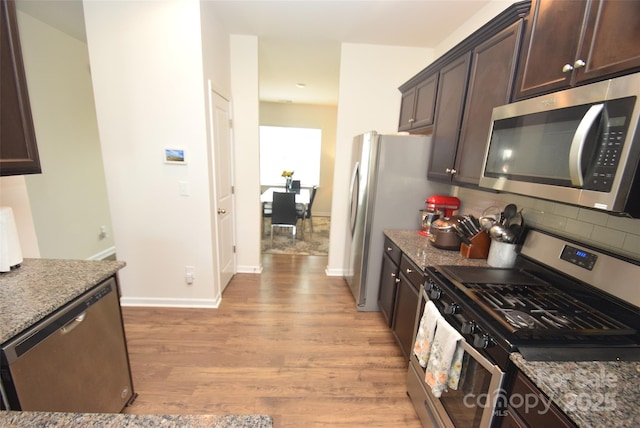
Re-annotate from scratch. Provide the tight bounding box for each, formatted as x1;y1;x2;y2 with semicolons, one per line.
281;170;294;177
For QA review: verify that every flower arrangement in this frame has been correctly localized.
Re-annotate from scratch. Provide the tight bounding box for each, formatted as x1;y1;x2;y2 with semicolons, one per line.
281;170;294;178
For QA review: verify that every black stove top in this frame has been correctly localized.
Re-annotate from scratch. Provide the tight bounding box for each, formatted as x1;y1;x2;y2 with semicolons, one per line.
437;265;636;338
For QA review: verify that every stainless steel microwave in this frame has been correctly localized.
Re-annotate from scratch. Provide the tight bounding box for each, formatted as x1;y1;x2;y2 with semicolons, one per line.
479;73;640;217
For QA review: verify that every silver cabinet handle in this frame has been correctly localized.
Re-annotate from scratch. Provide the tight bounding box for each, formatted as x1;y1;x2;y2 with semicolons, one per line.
406;268;413;274
573;59;586;69
408;118;415;123
445;168;457;174
391;272;396;277
217;208;226;214
395;278;401;284
562;63;574;73
387;246;392;252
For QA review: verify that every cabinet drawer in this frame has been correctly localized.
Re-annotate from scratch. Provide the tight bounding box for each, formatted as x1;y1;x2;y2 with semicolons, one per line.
399;255;423;291
383;237;402;266
509;371;576;427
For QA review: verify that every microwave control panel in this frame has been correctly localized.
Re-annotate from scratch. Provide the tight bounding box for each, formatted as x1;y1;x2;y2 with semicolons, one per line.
584;97;636;192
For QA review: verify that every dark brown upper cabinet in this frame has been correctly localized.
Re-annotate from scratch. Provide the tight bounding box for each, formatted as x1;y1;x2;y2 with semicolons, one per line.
452;20;523;186
398;73;438;132
514;0;640;100
1;0;41;176
427;53;471;183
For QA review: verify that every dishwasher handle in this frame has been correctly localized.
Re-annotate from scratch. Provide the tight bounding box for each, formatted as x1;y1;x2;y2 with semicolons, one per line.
60;313;86;335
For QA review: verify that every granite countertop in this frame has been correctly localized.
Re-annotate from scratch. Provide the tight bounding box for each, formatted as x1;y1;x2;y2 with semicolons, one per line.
0;411;273;427
511;353;640;428
0;258;126;344
384;229;488;270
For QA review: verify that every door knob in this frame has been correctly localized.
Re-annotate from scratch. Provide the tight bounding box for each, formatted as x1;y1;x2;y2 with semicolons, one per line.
217;208;226;214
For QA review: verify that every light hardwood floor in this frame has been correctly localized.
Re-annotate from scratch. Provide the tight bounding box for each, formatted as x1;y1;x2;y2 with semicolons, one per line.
122;254;421;427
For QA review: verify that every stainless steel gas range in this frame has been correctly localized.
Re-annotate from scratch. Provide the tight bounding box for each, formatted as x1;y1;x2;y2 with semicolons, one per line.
406;229;640;428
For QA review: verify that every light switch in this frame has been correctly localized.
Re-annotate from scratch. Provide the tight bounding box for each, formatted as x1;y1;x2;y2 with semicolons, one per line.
179;181;190;196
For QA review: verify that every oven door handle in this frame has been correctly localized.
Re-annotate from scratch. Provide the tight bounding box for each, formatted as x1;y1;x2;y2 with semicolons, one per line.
569;103;604;187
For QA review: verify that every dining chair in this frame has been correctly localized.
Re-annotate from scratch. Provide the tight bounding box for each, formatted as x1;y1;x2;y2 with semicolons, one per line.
290;180;301;193
271;192;298;245
297;185;318;238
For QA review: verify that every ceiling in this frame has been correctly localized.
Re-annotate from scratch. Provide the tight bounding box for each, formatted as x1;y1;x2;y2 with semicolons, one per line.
16;0;492;106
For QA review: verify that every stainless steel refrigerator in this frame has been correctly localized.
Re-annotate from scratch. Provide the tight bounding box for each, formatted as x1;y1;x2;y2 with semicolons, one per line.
344;131;450;311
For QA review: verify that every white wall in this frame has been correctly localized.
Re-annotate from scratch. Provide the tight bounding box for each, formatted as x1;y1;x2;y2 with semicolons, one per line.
435;0;514;57
0;176;39;257
326;43;435;275
83;0;219;306
1;11;114;261
18;11;114;260
230;35;262;273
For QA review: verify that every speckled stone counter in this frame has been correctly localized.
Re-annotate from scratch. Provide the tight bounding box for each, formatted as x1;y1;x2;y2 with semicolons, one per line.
384;229;488;270
0;258;126;344
511;353;640;427
0;411;273;427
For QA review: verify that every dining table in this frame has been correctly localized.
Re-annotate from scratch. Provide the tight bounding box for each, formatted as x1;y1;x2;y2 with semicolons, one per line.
260;187;310;206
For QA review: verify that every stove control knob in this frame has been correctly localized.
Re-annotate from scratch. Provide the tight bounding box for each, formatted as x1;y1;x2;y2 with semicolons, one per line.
461;321;476;334
473;333;491;349
429;286;442;300
444;302;460;315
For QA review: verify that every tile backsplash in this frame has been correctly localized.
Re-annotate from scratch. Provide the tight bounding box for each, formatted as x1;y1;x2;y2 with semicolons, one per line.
455;187;640;262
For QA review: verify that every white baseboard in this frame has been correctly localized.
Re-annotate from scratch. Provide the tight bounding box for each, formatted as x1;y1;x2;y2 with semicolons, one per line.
87;246;116;261
120;296;220;308
236;264;263;274
325;267;345;276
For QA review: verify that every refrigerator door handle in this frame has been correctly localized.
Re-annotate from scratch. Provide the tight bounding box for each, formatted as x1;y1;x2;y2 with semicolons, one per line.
348;161;360;237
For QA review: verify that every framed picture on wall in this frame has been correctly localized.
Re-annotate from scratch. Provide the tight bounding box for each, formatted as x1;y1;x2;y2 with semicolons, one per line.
164;148;187;164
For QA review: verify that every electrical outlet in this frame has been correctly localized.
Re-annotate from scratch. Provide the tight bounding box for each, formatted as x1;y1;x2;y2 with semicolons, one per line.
185;266;195;285
99;225;109;240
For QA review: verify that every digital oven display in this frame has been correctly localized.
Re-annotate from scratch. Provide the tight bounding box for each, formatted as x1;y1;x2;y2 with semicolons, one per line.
560;245;598;270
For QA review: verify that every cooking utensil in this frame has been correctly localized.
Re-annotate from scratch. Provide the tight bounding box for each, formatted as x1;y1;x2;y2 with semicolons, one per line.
503;203;517;227
479;216;496;230
452;223;473;246
508;224;523;243
489;224;507;241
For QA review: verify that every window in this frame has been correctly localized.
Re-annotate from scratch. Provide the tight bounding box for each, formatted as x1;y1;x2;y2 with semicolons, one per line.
259;126;321;187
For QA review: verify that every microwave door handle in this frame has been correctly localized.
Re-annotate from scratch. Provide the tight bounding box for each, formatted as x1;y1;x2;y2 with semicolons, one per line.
569;104;604;186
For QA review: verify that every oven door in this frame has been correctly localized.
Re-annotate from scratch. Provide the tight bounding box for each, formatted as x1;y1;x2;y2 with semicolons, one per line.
407;289;505;428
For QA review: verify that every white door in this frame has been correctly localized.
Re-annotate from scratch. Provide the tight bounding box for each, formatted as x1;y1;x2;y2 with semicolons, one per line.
209;86;235;293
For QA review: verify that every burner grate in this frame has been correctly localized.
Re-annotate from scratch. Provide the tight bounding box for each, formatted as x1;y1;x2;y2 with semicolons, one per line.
465;282;635;336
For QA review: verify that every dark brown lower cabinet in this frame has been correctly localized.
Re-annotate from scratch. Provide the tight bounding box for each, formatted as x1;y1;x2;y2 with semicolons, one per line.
391;255;422;361
378;252;400;327
500;370;577;427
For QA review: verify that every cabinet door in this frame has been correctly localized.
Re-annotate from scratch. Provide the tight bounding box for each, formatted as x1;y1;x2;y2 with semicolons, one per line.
391;273;419;361
514;0;587;99
411;73;438;129
454;20;523;186
398;87;417;131
575;0;640;84
378;253;400;327
428;53;471;182
0;0;41;176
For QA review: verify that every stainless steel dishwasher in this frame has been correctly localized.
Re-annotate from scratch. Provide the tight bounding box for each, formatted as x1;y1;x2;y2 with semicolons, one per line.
0;277;135;412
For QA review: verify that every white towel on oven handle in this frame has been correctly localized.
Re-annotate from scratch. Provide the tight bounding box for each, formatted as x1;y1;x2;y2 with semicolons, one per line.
413;300;441;367
425;317;465;398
